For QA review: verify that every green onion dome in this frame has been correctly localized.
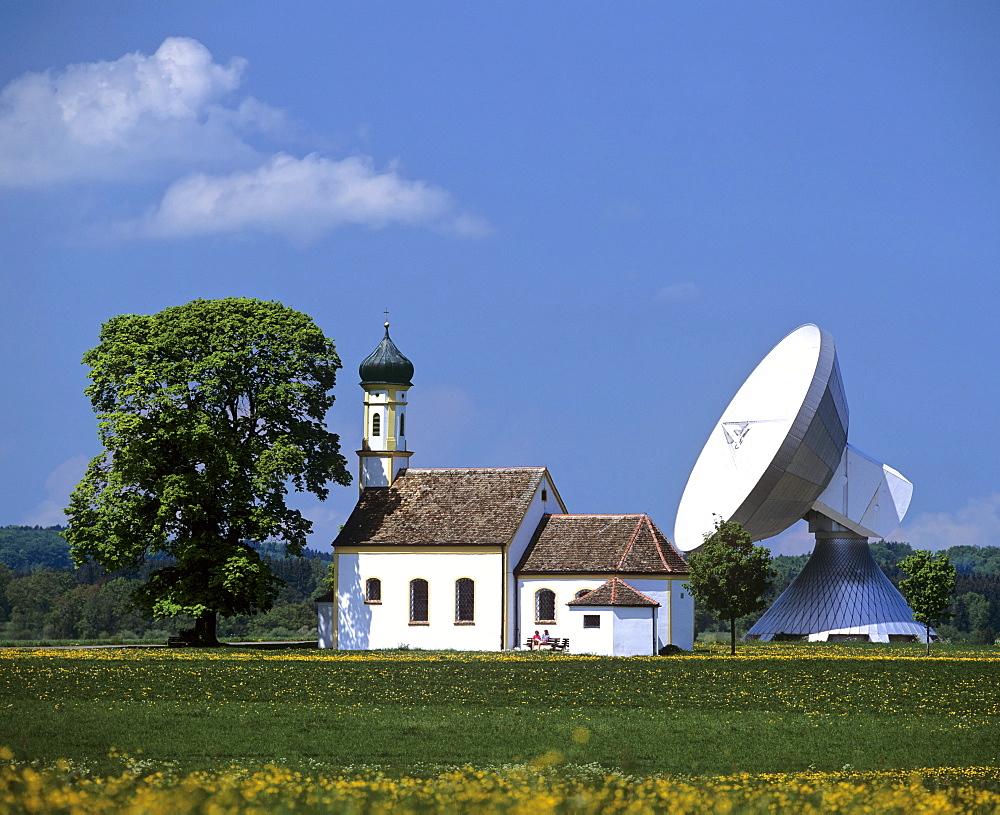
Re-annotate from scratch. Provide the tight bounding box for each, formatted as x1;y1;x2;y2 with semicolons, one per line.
359;323;414;386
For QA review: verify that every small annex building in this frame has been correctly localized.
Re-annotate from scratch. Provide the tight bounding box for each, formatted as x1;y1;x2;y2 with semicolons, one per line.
317;324;693;654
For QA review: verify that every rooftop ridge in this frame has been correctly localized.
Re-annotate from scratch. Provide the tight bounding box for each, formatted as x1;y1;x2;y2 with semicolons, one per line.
546;513;647;518
402;466;548;472
616;515;646;571
646;516;671;571
568;577;660;607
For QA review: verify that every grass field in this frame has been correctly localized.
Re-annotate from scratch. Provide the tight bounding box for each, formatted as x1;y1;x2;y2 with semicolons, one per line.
2;643;998;811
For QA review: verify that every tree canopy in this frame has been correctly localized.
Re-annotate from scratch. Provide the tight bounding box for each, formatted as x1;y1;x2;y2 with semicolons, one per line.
64;298;350;645
685;519;775;654
899;549;957;654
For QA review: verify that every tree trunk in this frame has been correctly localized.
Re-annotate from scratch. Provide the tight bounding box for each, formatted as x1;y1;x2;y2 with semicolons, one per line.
925;622;931;656
730;617;736;655
194;610;221;647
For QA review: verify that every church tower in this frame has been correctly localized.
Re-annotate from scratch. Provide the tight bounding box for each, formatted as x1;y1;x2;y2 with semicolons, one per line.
358;322;414;489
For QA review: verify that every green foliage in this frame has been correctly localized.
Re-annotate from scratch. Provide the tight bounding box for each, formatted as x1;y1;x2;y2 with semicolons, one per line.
868;540;914;581
899;550;957;654
0;548;330;643
64;298;350;644
686;520;775;654
694;543;1000;645
0;526;72;571
0;563;9;622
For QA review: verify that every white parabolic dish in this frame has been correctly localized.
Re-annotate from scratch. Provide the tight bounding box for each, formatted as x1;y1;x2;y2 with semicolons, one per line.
673;324;849;551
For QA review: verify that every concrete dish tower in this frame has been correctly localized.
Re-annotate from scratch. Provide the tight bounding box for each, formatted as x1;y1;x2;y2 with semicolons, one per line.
674;324;929;642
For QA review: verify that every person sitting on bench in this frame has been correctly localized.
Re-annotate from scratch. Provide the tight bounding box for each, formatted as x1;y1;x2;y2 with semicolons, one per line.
530;630;542;650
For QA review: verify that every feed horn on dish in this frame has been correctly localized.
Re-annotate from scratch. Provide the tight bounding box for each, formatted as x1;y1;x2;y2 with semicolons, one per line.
674;324;930;643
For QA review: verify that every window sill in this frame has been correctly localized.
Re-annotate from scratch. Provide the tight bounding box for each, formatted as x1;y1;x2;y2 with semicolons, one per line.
535;620;557;625
364;601;382;605
408;621;429;626
454;621;476;626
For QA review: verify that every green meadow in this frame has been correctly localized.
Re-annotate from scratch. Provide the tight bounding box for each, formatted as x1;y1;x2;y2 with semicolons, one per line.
1;642;997;778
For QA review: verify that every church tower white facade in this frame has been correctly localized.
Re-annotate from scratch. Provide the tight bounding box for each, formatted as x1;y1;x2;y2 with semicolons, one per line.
358;322;414;488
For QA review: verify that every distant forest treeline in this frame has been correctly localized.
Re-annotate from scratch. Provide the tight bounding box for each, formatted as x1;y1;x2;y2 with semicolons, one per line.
0;525;332;642
696;540;1000;644
3;526;999;644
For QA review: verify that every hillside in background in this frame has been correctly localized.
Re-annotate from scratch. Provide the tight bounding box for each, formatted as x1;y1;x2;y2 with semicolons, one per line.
691;540;1000;645
2;526;998;644
0;525;333;642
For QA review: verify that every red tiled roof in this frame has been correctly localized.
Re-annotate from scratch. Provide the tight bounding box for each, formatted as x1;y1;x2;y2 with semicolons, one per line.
515;514;689;575
334;468;553;547
567;577;659;607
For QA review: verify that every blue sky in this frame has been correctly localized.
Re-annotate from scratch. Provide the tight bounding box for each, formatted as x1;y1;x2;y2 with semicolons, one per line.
1;2;998;556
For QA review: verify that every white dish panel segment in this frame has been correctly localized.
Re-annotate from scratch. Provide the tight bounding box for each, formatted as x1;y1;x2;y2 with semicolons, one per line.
811;444;913;539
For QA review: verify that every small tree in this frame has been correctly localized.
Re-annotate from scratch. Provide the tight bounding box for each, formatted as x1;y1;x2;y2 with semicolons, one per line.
685;519;775;655
899;550;956;655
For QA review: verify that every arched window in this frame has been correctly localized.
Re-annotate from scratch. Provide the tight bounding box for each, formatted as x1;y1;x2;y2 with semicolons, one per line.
574;588;591;600
409;578;428;623
535;588;556;624
455;578;474;623
365;578;382;604
541;489;548;502
399;413;405;436
372;413;381;437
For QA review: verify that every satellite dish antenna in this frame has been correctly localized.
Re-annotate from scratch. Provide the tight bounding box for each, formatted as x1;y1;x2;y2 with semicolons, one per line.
675;324;928;643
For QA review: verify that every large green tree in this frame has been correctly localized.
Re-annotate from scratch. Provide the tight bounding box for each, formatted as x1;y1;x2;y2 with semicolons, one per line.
65;298;350;645
899;549;957;654
685;519;775;654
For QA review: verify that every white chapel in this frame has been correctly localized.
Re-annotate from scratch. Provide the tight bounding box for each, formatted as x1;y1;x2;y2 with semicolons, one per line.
317;324;694;654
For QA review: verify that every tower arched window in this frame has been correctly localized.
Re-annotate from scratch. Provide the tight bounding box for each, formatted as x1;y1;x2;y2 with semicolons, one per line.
535;588;556;624
409;578;428;624
371;412;381;437
365;578;382;604
455;578;474;623
399;413;405;436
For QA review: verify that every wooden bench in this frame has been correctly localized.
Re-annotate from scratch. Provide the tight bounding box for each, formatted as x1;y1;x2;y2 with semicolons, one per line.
523;637;570;652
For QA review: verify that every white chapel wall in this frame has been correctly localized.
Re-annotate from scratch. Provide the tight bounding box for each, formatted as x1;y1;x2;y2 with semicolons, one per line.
504;473;564;648
627;577;694;651
613;606;658;656
563;606;614;655
517;576;603;649
518;576;694;653
317;602;334;649
338;550;503;651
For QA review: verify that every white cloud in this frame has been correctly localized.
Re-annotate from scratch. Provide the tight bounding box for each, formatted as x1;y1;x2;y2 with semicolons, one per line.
0;37;490;241
901;494;1000;551
22;455;89;527
0;37;274;186
657;281;700;303
131;153;482;243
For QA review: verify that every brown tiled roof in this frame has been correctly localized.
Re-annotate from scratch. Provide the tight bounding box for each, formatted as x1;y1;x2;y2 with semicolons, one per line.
567;577;659;607
515;514;689;575
335;468;551;547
